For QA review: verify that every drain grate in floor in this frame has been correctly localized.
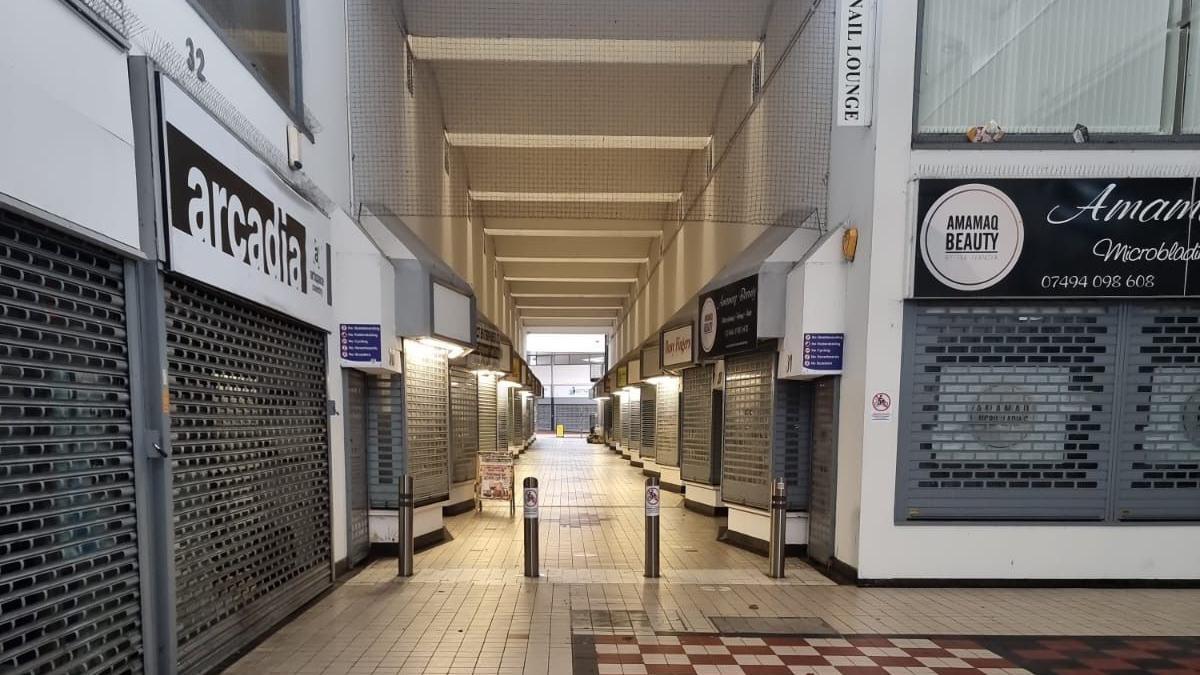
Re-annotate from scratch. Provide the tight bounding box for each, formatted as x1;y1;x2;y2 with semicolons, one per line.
709;616;837;635
571;609;653;633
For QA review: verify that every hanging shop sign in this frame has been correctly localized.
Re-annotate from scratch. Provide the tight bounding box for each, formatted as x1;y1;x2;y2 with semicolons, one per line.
698;274;759;358
660;323;695;368
915;178;1200;299
617;365;628;388
159;77;332;327
339;323;382;362
475;322;502;361
835;0;875;127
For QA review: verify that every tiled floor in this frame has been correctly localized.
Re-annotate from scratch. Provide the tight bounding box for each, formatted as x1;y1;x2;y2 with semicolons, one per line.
221;437;1200;675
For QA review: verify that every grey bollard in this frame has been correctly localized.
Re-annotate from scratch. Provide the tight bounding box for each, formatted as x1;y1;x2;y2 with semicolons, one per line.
767;477;786;578
644;476;661;578
522;476;539;577
398;473;414;577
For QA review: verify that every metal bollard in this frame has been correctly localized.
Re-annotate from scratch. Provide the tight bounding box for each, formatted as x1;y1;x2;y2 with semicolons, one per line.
398;473;414;577
644;476;661;578
767;477;787;578
522;476;539;577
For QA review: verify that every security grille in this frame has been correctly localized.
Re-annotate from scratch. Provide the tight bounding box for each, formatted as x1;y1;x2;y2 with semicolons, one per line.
900;304;1118;521
512;391;524;450
655;378;681;467
477;374;499;457
612;393;623;446
807;378;838;564
774;378;813;510
165;276;330;675
681;364;719;484
0;213;144;674
402;343;449;505
722;352;775;509
345;370;370;565
1116;304;1200;520
497;386;510;452
603;398;613;439
640;383;657;460
366;374;404;508
450;366;478;483
629;387;642;455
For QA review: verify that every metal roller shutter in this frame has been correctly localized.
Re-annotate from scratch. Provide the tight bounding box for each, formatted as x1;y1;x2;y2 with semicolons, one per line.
899;304;1117;521
807;378;838;564
640;384;657;460
497;386;510;452
402;344;449;506
613;393;624;447
0;214;144;674
477;374;499;457
1116;304;1200;520
628;388;642;455
345;370;370;566
367;375;404;508
512;391;524;449
450;366;478;483
774;378;813;510
165;276;330;675
681;364;718;484
722;352;775;509
654;378;680;467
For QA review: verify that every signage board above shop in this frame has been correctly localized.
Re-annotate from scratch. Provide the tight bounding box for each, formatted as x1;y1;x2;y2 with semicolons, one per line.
698;274;759;358
915;178;1200;299
835;0;875;127
158;77;332;327
660;323;695;369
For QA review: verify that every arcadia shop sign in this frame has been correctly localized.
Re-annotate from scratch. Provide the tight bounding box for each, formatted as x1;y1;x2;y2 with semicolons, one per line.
159;77;332;327
915;178;1200;298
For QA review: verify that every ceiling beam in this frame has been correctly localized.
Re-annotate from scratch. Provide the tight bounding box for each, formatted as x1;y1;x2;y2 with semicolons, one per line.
504;277;636;283
485;228;660;238
469;190;681;204
446;132;710;150
510;293;628;298
496;256;648;264
408;37;758;66
517;305;623;310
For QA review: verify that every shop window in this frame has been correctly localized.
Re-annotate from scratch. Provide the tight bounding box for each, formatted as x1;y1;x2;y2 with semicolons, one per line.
916;0;1199;138
189;0;302;120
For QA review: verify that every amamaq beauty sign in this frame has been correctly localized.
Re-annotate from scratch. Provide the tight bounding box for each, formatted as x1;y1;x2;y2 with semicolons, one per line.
159;77;332;327
914;178;1200;298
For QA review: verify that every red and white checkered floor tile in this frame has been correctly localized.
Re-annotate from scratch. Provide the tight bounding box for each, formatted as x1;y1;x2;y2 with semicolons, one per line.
588;634;1034;675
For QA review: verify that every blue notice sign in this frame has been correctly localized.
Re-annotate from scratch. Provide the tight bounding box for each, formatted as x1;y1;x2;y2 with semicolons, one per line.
802;333;844;371
340;323;382;362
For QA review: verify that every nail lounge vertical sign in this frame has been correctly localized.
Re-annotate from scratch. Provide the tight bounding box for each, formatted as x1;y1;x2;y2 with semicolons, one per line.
836;0;875;127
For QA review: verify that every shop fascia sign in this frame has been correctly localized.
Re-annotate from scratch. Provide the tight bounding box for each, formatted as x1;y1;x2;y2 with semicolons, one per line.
915;178;1200;298
660;323;695;368
158;77;332;327
835;0;875;127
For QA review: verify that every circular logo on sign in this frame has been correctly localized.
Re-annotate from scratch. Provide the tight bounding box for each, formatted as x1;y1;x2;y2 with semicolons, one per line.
920;184;1024;291
700;297;718;353
871;392;891;412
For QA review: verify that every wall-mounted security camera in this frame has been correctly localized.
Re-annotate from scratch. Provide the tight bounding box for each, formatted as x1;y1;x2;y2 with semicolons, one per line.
286;124;303;170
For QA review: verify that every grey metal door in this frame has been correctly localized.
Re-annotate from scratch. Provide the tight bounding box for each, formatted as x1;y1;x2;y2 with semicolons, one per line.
807;377;838;564
450;365;478;483
0;213;145;673
640;383;657;460
345;370;370;566
681;364;719;484
165;276;331;675
402;345;450;505
722;352;775;508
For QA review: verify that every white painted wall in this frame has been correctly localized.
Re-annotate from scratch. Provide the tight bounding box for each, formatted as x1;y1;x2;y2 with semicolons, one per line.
0;2;138;247
838;0;1200;580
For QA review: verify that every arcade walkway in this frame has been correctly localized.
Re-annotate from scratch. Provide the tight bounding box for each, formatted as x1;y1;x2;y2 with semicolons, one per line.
222;438;1200;675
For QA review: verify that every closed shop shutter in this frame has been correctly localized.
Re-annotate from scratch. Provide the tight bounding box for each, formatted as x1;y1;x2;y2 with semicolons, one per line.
367;375;404;508
497;386;510;452
655;378;681;467
402;344;449;505
165;276;330;675
512;391;524;449
0;214;144;674
628;388;642;454
681;364;718;484
345;370;370;566
900;304;1117;521
774;378;813;510
1115;304;1200;520
450;366;478;483
640;384;657;459
807;378;839;565
722;352;775;509
477;374;499;457
615;393;626;447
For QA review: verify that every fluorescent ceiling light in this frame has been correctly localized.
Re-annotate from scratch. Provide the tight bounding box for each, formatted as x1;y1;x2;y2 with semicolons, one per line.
415;336;471;359
505;277;636;283
445;132;711;150
484;229;662;238
470;190;681;204
408;37;758;66
496;256;648;264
